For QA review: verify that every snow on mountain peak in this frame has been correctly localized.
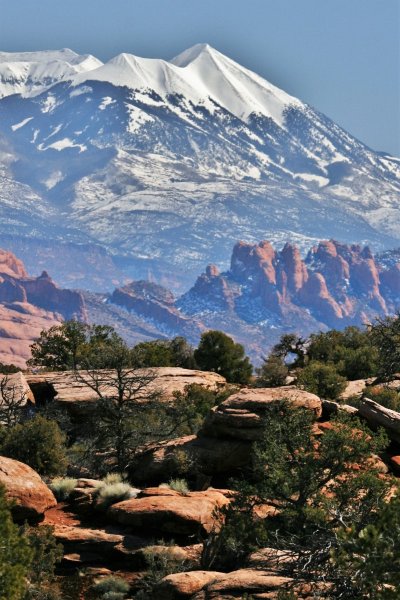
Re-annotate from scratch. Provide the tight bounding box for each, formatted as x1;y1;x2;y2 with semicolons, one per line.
170;43;217;67
0;49;103;98
0;48;80;63
72;44;302;125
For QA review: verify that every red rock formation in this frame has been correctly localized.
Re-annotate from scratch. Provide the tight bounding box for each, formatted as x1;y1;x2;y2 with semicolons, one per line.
279;243;308;295
179;239;400;335
111;280;203;340
0;456;56;522
0;249;86;366
0;249;27;278
298;272;343;326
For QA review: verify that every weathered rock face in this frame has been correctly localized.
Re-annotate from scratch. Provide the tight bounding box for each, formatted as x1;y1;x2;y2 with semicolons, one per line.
0;248;86;367
0;456;56;521
130;387;321;484
26;367;226;409
110;280;203;341
177;239;400;339
359;398;400;444
108;488;230;536
200;387;322;441
156;571;224;599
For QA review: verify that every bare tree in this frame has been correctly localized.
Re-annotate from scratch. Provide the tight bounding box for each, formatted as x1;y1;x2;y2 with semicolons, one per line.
0;375;27;428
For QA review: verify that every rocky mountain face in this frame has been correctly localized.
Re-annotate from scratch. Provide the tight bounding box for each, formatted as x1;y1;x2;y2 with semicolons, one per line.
0;46;399;290
0;249;85;367
110;239;400;362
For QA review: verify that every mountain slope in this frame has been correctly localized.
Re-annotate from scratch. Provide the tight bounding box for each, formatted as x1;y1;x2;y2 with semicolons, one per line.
0;45;399;290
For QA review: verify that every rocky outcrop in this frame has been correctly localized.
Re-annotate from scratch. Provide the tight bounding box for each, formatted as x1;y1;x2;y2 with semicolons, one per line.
108;487;230;536
0;249;27;278
111;280;203;341
156;571;224;599
0;302;62;368
0;456;56;521
26;367;226;410
359;398;400;443
0;248;86;367
200;387;322;441
131;387;321;483
176;240;400;352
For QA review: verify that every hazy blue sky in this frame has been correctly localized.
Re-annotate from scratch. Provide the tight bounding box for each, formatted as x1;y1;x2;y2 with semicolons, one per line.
1;0;399;155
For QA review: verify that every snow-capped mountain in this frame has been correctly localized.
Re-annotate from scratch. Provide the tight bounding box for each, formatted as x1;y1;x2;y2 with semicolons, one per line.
0;44;399;290
0;49;103;98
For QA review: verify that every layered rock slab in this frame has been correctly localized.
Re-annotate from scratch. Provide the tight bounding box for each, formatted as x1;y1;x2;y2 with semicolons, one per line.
108;488;229;535
201;387;322;441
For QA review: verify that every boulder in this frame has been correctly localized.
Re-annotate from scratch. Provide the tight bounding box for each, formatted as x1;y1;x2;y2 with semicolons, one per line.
0;456;56;521
321;399;358;417
52;524;145;563
108;488;229;536
339;378;376;402
192;569;293;599
157;571;224;599
359;398;400;443
201;387;322;441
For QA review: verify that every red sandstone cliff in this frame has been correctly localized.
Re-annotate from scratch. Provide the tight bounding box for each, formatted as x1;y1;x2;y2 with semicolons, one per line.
0;250;86;367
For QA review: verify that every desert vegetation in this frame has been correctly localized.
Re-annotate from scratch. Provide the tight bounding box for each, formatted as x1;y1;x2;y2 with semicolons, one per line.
0;317;399;598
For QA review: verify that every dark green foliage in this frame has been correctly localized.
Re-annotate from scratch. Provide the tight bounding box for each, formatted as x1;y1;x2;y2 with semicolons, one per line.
24;525;63;599
256;355;288;387
91;576;129;598
369;313;400;380
307;326;378;379
0;362;20;374
203;402;392;594
131;336;196;369
135;544;191;599
0;484;32;600
367;385;400;411
297;361;347;399
332;496;400;598
28;320;87;370
0;416;67;477
171;383;231;435
194;330;253;383
272;333;306;367
28;321;126;371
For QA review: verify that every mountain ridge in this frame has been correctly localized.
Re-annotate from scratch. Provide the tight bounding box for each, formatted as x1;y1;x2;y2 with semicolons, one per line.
0;44;398;290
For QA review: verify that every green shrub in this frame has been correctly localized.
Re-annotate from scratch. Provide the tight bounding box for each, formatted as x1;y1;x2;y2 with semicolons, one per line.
0;416;67;477
136;544;190;598
297;361;347;399
101;472;126;486
256;355;288;387
102;593;126;600
163;478;189;494
49;477;77;501
194;330;253;384
367;385;400;411
92;575;129;597
96;482;135;509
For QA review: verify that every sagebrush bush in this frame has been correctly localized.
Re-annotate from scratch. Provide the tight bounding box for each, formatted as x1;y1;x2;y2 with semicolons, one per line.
101;592;126;600
49;477;77;502
96;482;135;509
101;472;126;486
92;575;129;597
165;478;189;494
